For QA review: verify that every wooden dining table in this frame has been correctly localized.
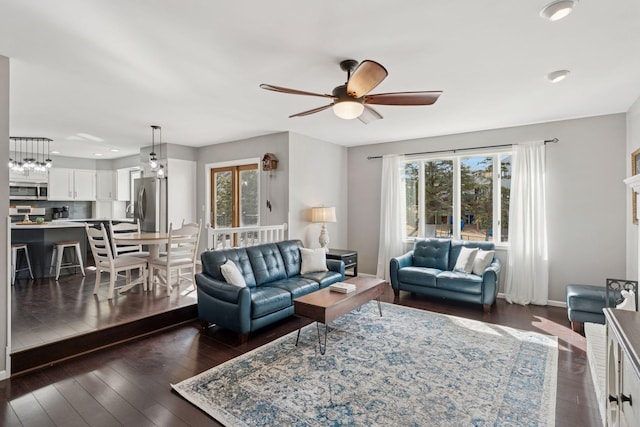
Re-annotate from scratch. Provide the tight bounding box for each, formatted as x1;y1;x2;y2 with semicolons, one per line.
112;232;171;260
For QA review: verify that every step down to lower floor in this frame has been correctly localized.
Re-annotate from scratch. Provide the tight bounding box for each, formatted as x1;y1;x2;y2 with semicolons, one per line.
11;304;198;376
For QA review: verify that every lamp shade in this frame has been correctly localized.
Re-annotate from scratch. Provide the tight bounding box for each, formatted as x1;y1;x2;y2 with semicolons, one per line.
311;206;336;223
332;100;364;120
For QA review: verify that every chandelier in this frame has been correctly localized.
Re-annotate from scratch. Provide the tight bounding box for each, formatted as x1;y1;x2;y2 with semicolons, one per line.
9;137;53;171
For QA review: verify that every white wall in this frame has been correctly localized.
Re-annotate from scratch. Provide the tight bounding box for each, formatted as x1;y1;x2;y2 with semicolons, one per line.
1;56;9;378
626;96;640;279
288;132;348;249
167;158;197;227
348;114;627;303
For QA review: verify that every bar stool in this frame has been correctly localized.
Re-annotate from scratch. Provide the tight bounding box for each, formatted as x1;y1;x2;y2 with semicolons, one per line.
50;241;86;281
11;243;34;285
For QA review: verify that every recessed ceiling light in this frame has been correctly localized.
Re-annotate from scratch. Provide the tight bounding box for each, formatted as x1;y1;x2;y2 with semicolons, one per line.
110;149;119;152
94;153;103;157
51;150;60;154
546;69;570;82
540;0;577;21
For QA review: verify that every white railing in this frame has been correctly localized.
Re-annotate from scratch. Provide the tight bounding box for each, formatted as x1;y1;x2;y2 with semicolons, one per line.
207;223;288;250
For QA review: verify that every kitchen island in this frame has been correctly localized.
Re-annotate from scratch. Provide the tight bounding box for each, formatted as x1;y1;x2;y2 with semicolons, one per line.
11;221;88;280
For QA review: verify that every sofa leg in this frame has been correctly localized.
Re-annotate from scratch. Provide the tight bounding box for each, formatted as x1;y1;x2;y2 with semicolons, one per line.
200;320;212;330
393;288;399;298
239;333;249;344
571;321;583;334
483;304;491;314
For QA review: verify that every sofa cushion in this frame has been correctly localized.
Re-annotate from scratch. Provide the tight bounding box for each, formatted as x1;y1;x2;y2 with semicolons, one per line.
398;266;439;287
453;247;478;273
276;240;304;277
220;260;246;287
448;240;495;271
413;238;450;270
201;248;257;287
472;250;495;275
302;270;344;288
247;244;287;285
436;271;483;294
264;277;320;299
250;286;292;319
300;248;329;274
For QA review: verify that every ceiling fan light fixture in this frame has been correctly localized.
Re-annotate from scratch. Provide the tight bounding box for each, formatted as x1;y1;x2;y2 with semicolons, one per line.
540;0;577;21
333;100;365;120
546;69;570;82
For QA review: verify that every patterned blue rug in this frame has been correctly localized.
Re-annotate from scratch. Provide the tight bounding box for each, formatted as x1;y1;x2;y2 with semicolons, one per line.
172;302;557;426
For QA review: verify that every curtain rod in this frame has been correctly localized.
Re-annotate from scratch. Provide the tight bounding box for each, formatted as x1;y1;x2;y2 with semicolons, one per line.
366;138;559;160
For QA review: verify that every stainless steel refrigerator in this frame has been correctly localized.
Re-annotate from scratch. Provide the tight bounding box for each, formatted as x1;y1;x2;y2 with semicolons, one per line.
134;177;168;233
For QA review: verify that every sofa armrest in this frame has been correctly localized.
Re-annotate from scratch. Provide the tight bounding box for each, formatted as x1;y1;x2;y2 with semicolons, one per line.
390;251;414;289
327;259;345;277
481;258;501;305
195;273;252;334
195;273;249;304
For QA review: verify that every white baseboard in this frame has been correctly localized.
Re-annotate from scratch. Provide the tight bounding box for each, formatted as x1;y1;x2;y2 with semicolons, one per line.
497;293;566;308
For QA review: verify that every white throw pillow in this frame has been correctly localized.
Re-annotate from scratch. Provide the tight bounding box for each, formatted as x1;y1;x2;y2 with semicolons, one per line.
616;289;636;311
472;249;495;276
454;247;478;274
220;259;246;287
300;247;328;274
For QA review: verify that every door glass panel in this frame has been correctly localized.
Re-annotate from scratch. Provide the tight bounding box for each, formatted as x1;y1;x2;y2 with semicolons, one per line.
424;160;453;238
239;169;258;227
460;156;493;241
214;170;232;228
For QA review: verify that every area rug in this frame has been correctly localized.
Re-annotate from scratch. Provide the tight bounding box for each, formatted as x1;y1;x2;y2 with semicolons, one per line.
172;302;558;426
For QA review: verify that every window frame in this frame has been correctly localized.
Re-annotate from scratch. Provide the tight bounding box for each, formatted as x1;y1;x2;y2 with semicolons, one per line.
205;157;261;231
403;147;511;247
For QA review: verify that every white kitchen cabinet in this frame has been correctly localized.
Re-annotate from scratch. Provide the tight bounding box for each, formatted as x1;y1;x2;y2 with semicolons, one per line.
48;168;96;201
96;170;115;201
9;168;48;182
116;168;131;201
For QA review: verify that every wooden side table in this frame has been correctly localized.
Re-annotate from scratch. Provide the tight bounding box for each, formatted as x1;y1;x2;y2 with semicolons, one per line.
326;249;357;277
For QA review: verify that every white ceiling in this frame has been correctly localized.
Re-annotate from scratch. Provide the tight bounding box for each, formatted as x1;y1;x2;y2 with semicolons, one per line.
1;0;640;159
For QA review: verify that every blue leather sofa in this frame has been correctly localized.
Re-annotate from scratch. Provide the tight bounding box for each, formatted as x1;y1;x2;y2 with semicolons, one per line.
195;240;345;341
390;238;501;313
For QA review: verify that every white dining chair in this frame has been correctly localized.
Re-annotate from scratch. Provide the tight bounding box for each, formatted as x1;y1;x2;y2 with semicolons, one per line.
109;219;149;258
85;223;148;299
148;219;202;295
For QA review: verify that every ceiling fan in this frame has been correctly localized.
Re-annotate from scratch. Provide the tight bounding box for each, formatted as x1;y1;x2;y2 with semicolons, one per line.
260;59;442;124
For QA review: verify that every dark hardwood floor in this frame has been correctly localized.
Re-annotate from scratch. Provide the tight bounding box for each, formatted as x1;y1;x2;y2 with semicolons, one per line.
2;284;600;427
11;265;197;351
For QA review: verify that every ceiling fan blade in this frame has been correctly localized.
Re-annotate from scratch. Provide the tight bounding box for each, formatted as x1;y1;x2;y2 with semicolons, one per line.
358;105;383;124
288;103;334;118
347;60;388;98
365;91;442;106
260;84;334;99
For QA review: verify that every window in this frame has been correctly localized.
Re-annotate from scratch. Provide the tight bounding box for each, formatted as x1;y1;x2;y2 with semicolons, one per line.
211;164;259;229
403;152;511;243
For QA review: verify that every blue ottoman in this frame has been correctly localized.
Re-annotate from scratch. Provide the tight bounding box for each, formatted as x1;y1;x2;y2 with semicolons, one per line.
566;284;620;333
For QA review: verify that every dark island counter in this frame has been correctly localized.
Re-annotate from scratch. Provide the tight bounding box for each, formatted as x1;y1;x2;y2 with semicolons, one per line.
11;222;88;280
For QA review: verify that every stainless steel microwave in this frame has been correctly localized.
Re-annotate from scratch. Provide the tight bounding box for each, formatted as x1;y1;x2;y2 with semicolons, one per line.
9;181;48;200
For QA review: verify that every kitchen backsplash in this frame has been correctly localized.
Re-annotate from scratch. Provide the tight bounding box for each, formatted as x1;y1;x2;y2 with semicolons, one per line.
10;200;93;221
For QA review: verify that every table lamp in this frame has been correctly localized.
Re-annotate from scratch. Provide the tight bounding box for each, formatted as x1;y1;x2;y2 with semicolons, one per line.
311;206;336;252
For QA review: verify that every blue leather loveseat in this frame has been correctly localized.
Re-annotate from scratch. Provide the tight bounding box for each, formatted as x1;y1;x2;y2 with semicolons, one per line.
195;240;345;341
390;238;501;313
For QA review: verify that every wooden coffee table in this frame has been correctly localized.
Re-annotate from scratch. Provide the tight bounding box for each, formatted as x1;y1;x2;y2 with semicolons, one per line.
293;276;386;354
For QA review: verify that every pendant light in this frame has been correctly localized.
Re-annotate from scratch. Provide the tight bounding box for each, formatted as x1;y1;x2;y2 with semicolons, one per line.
45;139;52;168
149;125;159;169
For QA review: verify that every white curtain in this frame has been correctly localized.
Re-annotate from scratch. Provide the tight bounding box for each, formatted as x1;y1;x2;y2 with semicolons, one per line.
505;141;549;305
376;154;406;281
